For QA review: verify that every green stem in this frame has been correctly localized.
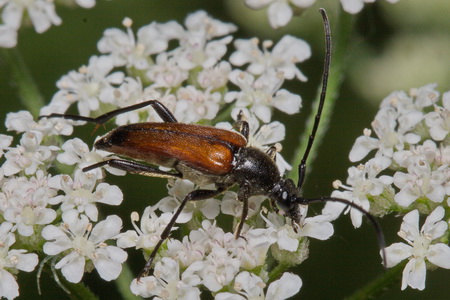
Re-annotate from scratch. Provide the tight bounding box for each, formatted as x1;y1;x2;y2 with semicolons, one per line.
345;262;406;300
63;282;99;300
288;9;356;184
268;261;291;283
213;103;234;124
42;271;99;300
115;263;141;300
0;48;45;118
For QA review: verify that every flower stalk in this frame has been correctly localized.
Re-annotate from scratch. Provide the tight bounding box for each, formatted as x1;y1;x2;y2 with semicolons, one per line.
0;48;45;117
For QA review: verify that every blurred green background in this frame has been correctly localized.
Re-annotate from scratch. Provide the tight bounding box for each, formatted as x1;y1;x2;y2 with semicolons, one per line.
1;0;450;299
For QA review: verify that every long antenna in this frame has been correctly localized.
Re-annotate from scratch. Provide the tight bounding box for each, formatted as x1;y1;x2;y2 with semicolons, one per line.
302;196;387;267
297;8;331;189
297;10;387;267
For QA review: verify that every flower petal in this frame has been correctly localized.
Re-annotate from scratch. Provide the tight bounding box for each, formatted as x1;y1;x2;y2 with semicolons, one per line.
384;242;412;268
266;272;302;299
427;244;450;269
402;258;426;290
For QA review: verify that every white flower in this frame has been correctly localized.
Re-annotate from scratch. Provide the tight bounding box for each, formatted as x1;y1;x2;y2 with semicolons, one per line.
74;0;96;9
340;0;400;14
221;191;266;220
0;135;13;158
0;222;39;299
174;86;221;123
98;17;180;69
0;0;61;33
2;131;58;176
349;84;441;162
436;145;450;167
259;208;331;266
5;111;36;133
234;226;277;270
166;220;256;272
6;110;74;137
244;0;315;29
230;35;311;81
183;10;237;40
216;271;302;300
175;35;233;71
265;209;333;247
110;79;162;126
1;171;57;236
165;232;207;269
266;272;302;300
42;213;127;283
56;138;125;178
144;10;236;90
197;61;231;90
147;52;189;88
384;207;450;290
226;70;301;122
48;169;123;221
199;246;241;292
325;157;392;227
49;56;124;116
156;221;244;290
0;0;99;48
425;91;450;141
0;246;39;300
392;140;438;168
130;257;201;299
158;179;221;223
116;206;177;251
350;108;420;162
216;271;266;300
393;157;447;206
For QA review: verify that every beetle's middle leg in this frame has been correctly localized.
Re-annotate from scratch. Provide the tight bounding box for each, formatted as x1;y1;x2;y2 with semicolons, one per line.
138;187;226;280
234;185;250;239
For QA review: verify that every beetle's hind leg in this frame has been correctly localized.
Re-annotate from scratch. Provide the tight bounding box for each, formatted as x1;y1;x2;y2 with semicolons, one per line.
138;187;226;280
39;100;178;124
83;159;182;179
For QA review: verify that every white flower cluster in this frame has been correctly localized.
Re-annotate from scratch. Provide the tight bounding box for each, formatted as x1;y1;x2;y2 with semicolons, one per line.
243;0;400;29
0;113;127;298
0;10;316;299
329;83;450;291
117;176;335;298
125;217;305;299
0;0;96;48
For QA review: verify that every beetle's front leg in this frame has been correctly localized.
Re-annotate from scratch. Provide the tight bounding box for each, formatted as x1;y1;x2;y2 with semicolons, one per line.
138;187;226;280
234;185;250;239
269;198;280;214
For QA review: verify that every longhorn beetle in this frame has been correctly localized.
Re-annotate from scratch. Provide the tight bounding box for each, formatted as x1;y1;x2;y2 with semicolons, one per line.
40;9;386;279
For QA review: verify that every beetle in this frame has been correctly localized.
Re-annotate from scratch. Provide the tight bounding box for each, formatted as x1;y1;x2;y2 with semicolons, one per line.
40;9;386;279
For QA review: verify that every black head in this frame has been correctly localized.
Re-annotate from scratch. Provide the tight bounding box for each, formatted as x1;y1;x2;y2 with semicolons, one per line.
269;179;302;227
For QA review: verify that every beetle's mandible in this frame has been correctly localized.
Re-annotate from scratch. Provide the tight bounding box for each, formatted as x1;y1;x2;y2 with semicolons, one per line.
40;9;386;279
